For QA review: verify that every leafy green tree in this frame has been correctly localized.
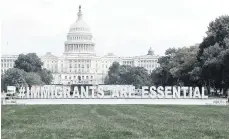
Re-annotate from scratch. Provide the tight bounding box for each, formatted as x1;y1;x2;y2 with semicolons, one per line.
170;46;199;86
197;15;229;94
38;69;53;85
151;46;200;86
199;39;229;94
1;68;27;90
13;53;54;85
118;65;132;84
24;72;44;87
129;67;151;87
105;62;150;87
150;48;178;86
14;53;43;72
151;67;174;86
198;15;229;59
105;62;121;84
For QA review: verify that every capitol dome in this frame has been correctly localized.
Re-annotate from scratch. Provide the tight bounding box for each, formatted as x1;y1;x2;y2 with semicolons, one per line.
64;5;95;55
147;47;154;55
68;5;91;34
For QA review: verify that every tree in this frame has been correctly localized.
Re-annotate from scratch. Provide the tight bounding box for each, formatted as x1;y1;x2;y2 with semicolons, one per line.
151;67;174;86
221;47;229;95
13;53;54;85
38;69;53;85
1;69;45;91
198;15;229;59
128;67;151;87
105;62;121;84
24;72;44;87
105;62;150;87
14;53;43;72
150;46;200;86
197;15;229;94
150;47;178;86
170;46;199;86
1;68;27;90
199;39;229;95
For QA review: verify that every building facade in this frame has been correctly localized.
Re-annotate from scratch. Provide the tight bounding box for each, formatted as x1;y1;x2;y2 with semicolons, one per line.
1;6;160;85
1;55;18;74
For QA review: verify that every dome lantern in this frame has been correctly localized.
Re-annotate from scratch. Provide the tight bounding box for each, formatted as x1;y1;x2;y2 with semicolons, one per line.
77;5;83;20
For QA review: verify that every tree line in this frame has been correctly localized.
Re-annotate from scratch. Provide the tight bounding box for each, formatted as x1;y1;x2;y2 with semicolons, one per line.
1;53;53;91
105;15;229;96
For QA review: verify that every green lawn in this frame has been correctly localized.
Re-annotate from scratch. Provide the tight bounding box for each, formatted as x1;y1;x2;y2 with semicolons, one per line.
1;105;229;139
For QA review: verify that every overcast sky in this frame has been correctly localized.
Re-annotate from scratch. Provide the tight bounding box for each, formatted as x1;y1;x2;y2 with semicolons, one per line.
1;0;229;56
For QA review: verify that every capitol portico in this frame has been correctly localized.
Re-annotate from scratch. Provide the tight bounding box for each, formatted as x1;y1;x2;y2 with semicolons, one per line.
1;5;160;85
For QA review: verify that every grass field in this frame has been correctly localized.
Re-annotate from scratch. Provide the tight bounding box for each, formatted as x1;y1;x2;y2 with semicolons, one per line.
1;105;229;139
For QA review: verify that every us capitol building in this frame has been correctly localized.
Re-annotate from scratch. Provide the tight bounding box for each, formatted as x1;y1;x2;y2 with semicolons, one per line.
1;6;160;85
